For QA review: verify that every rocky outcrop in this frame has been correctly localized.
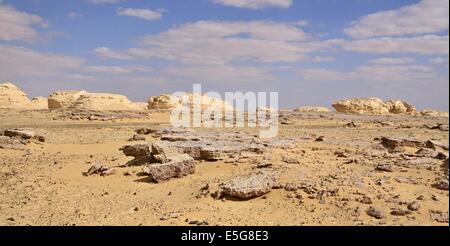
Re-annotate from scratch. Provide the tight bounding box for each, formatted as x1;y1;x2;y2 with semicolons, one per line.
71;93;142;111
30;97;48;110
0;82;32;109
294;106;331;113
134;102;148;111
0;129;45;149
332;97;417;115
420;109;449;118
332;97;389;115
148;93;233;111
48;90;87;110
48;91;142;111
385;100;416;114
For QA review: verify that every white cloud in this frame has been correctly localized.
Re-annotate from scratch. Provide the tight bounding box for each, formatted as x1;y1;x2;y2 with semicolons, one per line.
213;0;293;9
0;44;84;78
368;57;414;65
83;65;153;74
162;64;274;83
0;4;47;42
341;35;449;55
344;0;449;38
68;12;83;19
311;56;335;62
299;64;440;82
429;57;449;65
93;20;334;65
92;46;132;59
116;7;162;21
84;65;132;74
87;0;124;4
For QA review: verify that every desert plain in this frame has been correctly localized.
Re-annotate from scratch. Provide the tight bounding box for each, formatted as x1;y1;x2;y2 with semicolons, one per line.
0;82;448;226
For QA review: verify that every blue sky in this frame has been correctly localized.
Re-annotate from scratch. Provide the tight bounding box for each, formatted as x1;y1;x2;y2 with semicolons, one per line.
0;0;448;110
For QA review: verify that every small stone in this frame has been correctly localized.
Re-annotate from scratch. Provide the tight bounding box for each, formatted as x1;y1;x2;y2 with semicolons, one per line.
282;156;300;164
315;136;325;142
391;208;412;216
284;183;298;191
359;196;373;204
366;207;385;219
128;134;146;141
376;164;394;172
407;201;420;211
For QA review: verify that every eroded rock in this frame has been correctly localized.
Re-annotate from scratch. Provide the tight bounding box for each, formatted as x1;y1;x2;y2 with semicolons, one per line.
215;171;279;199
142;154;195;182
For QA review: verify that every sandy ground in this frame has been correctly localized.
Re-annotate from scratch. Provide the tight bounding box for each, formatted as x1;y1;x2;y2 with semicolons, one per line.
0;109;448;226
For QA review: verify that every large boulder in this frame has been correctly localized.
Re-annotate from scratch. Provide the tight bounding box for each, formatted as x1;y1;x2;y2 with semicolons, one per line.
148;93;233;111
48;90;87;110
0;82;31;109
332;97;417;115
294;106;331;113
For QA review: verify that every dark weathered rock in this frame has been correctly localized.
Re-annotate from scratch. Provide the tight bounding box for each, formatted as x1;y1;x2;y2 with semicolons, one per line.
216;172;279;199
366;207;385;219
376;164;394;172
432;179;449;191
344;121;360;128
390;208;412;216
358;196;373;204
380;137;425;152
426;140;449;150
128;134;146;141
3;129;45;142
83;163;116;176
430;210;449;223
407;201;420;211
315;136;325;142
143;154;195;182
120;144;151;158
160;134;201;142
135;128;157;135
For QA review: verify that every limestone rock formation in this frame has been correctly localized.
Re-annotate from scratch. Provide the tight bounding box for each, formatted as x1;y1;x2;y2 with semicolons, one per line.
148;93;233;111
420;109;449;118
385;100;416;114
332;97;390;115
48;90;142;111
294;106;331;113
332;97;417;115
70;93;142;111
48;90;87;110
0;82;32;109
30;97;48;110
134;102;149;111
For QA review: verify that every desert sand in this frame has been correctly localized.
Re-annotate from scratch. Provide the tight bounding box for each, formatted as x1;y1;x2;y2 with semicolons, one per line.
0;83;448;226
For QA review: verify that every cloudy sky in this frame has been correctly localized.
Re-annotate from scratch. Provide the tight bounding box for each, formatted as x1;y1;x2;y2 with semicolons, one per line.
0;0;448;110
